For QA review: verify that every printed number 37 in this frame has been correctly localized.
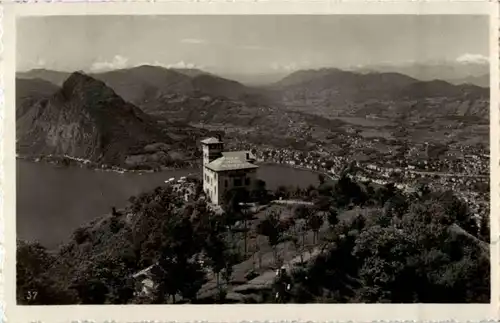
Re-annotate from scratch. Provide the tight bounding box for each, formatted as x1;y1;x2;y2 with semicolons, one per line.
26;291;38;300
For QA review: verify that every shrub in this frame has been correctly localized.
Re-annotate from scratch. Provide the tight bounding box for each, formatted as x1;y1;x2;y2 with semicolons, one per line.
73;227;91;245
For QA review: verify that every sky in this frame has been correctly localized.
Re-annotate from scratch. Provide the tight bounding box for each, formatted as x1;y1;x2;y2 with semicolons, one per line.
17;15;489;77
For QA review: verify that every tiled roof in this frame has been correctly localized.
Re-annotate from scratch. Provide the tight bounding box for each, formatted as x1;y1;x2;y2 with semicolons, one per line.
201;137;222;144
206;151;259;172
222;150;256;160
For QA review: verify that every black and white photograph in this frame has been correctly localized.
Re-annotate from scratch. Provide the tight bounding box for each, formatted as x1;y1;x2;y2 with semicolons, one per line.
14;13;491;306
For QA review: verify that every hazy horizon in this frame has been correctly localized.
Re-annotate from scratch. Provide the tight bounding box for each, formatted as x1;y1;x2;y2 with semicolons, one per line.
18;15;489;81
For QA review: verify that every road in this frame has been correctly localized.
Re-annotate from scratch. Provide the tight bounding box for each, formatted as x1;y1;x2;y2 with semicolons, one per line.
272;200;314;206
408;170;489;179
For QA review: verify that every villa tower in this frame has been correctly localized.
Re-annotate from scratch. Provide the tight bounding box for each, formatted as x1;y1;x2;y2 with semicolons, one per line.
201;135;259;205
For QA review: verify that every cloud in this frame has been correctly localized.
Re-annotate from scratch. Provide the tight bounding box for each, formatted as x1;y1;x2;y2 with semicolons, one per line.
24;58;46;70
456;53;489;64
164;61;203;69
180;38;206;45
271;62;298;72
90;55;129;72
270;61;313;73
35;58;46;67
135;60;204;70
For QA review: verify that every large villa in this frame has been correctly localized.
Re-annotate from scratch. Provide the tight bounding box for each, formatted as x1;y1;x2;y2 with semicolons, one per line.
201;136;258;205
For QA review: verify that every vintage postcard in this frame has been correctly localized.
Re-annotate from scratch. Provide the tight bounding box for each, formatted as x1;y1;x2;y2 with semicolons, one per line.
2;1;499;322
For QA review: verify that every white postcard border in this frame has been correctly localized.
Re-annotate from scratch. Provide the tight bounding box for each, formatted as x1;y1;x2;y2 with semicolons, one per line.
1;1;499;323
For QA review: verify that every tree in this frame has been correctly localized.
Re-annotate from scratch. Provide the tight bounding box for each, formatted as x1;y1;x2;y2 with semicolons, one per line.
436;190;475;234
73;227;91;245
479;215;490;243
417;183;431;197
291;235;303;264
71;277;109;304
295;221;308;256
205;229;228;293
149;210;206;303
153;258;182;303
17;240;78;305
240;205;254;255
218;249;239;303
294;186;303;198
374;183;397;206
272;268;293;303
314;195;333;212
257;211;283;266
251;179;269;203
324;160;334;170
178;262;207;303
334;174;367;208
275;185;290;200
223;187;249;214
353;225;417;302
307;213;324;244
222;188;250;244
327;208;339;228
294;205;312;220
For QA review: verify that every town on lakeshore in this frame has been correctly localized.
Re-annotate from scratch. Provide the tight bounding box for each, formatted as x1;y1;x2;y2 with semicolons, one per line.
15;14;490;305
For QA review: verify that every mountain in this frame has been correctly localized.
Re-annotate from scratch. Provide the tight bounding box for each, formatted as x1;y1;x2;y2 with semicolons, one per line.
448;74;489;88
273;68;489;119
17;65;489;139
218;71;291;86
355;62;489;88
98;66;273;106
89;65;194;107
18;65;273;111
16;78;60;119
16;72;204;168
17;69;70;87
172;68;213;78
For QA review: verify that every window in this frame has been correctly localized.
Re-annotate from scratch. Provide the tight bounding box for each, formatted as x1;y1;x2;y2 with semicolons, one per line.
245;178;250;186
234;178;242;187
225;180;228;188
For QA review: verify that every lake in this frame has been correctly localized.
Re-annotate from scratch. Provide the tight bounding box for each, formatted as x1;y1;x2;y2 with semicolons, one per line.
16;160;320;249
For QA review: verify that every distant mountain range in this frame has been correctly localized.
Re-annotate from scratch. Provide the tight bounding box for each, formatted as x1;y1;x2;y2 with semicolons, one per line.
448;75;489;88
215;60;489;87
353;61;489;88
271;68;489;119
17;65;490;123
17;66;279;126
16;78;60;119
16;65;490;166
274;68;488;99
17;66;268;104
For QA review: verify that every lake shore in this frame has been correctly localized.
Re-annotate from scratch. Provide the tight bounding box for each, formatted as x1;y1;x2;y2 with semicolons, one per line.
16;159;321;249
16;155;202;174
17;155;336;179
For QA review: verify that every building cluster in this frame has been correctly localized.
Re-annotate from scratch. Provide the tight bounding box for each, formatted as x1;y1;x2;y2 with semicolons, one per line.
227;138;489;219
